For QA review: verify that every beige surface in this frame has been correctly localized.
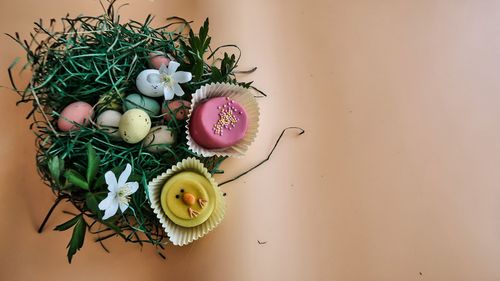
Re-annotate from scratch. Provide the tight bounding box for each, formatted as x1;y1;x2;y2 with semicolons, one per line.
1;0;500;280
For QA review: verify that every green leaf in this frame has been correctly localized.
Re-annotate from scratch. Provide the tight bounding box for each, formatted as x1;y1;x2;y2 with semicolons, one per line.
199;18;209;41
193;60;204;81
48;156;64;186
93;174;107;190
54;215;81;231
185;17;212;82
66;215;86;263
85;192;100;215
86;144;100;186
64;169;89;190
210;66;222;81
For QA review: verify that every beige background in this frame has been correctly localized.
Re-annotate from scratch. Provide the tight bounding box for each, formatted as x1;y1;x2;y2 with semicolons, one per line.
1;0;500;280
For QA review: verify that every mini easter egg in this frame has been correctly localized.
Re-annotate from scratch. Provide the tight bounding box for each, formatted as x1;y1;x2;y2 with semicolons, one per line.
124;94;161;117
149;52;170;69
97;90;123;111
57;101;93;131
162;100;191;121
142;125;175;153
118;109;152;144
96;110;122;139
136;69;164;97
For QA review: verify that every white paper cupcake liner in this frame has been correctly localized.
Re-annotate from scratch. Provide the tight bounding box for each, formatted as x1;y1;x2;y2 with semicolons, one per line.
186;82;260;157
147;157;226;246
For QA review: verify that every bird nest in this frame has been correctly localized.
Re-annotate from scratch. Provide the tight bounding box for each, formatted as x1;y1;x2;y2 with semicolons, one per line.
7;1;303;263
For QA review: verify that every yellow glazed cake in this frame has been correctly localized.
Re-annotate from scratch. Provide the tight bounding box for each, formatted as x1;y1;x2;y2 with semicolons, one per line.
160;171;216;228
148;157;226;246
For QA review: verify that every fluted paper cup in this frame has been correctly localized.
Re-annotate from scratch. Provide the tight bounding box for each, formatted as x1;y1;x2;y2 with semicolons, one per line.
186;82;260;157
147;157;226;246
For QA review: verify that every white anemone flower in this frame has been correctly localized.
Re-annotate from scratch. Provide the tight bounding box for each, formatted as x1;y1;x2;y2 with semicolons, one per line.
158;61;192;100
98;164;139;220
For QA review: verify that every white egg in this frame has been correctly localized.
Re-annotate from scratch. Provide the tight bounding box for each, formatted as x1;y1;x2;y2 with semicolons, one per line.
136;69;164;97
142;125;175;153
96;110;122;139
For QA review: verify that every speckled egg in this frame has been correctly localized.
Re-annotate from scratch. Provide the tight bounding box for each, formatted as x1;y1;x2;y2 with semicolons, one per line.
96;110;122;139
149;52;170;69
57;101;93;131
142;125;175;153
118;109;152;144
124;94;161;117
162;100;191;121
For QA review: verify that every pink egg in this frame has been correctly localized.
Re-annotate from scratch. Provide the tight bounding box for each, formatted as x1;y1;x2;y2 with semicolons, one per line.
149;52;170;69
57;101;93;131
162;100;191;121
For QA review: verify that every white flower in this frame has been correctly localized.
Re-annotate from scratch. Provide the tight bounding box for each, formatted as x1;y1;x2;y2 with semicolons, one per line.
135;61;192;99
98;164;139;220
158;61;192;100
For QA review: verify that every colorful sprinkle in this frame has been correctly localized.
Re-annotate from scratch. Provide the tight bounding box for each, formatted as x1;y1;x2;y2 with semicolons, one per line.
212;99;240;136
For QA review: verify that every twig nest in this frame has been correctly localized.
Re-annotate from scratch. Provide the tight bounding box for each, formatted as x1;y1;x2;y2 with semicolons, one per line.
9;7;270;260
57;101;93;131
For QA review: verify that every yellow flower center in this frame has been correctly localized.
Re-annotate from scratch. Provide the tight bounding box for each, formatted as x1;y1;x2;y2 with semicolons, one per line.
162;75;173;87
117;184;132;204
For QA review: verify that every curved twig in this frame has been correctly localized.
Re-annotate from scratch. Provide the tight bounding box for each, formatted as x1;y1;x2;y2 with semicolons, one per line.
219;127;305;187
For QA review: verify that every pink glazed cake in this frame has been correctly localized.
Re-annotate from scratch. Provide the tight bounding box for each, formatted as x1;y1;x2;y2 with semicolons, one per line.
189;97;248;149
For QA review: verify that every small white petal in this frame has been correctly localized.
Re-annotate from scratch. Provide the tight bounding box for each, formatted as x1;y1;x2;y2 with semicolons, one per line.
164;86;174;100
172;71;192;84
146;72;161;83
98;193;114;210
167;61;180;75
102;202;119;220
159;63;168;74
105;171;118;192
173;83;185;96
119;202;129;213
118;164;132;187
127;182;139;194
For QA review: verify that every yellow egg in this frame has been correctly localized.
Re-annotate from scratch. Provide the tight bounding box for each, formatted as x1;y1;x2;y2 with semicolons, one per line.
98;90;124;111
118;109;151;144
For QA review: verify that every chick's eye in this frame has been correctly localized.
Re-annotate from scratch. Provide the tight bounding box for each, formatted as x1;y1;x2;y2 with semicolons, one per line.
175;194;180;199
180;189;184;193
